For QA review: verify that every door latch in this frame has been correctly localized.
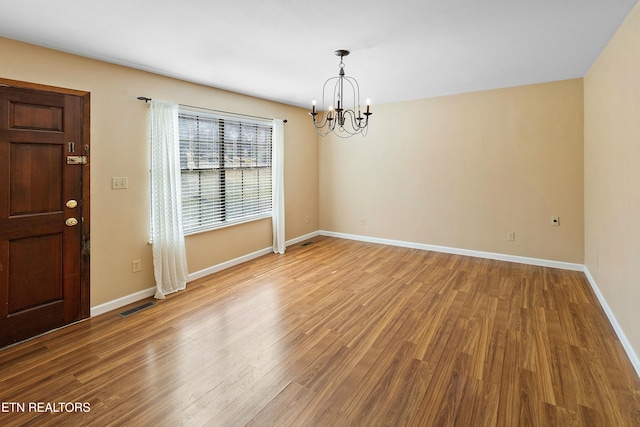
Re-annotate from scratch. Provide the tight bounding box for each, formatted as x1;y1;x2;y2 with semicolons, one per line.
66;156;87;165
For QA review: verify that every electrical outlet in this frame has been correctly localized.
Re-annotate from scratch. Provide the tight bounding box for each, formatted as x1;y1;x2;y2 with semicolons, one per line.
112;177;128;189
132;259;141;273
360;217;366;226
305;215;310;224
507;231;515;241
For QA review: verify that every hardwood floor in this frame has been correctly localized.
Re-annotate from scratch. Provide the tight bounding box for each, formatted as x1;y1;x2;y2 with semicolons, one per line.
1;236;639;426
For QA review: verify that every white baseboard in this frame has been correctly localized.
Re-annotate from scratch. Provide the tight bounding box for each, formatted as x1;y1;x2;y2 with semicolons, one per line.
90;231;322;317
90;286;156;317
285;230;321;246
320;230;584;271
187;247;274;282
188;231;320;282
583;267;640;377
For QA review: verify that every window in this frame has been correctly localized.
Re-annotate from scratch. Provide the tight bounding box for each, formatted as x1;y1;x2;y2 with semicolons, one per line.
179;110;273;234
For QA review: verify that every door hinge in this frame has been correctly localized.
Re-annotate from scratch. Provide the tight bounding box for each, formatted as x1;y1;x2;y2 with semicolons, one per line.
67;156;87;165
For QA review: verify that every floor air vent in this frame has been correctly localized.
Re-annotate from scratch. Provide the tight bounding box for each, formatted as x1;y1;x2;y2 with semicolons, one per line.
120;301;156;318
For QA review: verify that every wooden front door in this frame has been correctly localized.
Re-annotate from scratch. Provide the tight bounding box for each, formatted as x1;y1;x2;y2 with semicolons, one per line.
0;82;90;347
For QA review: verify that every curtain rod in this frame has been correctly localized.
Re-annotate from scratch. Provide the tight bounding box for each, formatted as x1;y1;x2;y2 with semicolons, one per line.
137;97;287;123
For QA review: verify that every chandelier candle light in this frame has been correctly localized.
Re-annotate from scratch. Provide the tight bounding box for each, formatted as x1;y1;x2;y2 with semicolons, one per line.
310;49;372;137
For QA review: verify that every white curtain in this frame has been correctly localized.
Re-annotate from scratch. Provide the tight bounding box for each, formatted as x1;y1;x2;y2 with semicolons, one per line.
150;100;189;299
272;119;285;254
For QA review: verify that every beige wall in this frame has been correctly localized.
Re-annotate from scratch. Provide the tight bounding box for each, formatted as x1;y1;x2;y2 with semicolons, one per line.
585;3;640;357
320;79;585;263
0;37;319;306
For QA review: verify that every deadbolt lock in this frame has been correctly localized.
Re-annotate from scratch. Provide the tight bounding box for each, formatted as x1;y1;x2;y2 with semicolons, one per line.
65;218;79;227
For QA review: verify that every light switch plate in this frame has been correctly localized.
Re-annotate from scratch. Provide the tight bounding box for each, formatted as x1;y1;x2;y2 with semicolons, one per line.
112;177;128;189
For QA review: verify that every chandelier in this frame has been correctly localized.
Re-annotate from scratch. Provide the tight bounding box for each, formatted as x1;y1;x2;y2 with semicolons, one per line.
309;50;372;137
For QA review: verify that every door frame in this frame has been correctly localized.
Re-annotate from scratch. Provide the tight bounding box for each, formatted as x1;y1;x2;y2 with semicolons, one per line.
0;78;91;319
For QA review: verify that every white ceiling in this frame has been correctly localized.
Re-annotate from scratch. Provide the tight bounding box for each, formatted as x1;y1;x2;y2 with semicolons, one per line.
1;0;637;108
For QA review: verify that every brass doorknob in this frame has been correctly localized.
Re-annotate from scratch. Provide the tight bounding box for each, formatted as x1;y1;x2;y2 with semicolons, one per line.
65;218;78;226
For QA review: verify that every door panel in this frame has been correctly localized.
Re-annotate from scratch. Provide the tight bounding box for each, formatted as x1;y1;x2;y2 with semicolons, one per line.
0;84;89;347
9;234;63;313
10;102;63;131
10;142;63;215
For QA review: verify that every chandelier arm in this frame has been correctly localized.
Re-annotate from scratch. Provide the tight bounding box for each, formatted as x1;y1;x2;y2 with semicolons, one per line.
343;76;366;129
341;77;368;133
345;110;362;132
310;75;338;135
311;114;327;131
344;75;362;115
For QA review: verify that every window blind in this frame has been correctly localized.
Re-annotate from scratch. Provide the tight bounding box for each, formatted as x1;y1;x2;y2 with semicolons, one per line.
179;110;273;234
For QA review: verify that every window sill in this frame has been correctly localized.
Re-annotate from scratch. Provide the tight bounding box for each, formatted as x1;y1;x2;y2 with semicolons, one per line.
183;213;272;237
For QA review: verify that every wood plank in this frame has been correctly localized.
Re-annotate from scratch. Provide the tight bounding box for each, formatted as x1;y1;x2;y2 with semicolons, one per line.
0;236;639;425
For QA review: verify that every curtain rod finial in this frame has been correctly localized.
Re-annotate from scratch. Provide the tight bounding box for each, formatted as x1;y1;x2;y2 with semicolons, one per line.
137;96;151;102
